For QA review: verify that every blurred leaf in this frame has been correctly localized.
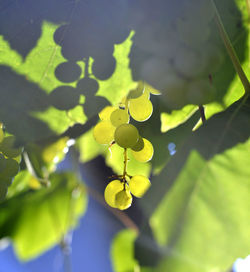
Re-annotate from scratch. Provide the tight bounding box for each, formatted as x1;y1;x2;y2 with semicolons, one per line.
6;171;31;199
25;136;72;178
111;229;139;272
0;172;87;261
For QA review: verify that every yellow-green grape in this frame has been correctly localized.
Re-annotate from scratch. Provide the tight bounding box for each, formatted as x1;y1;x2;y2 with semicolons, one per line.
99;106;116;121
93;121;115;145
127;81;144;99
104;179;128;208
131;136;144;152
131;138;154;162
114;124;139;148
110;109;130;127
115;189;132;210
0;136;22;158
129;175;151;198
129;96;153;122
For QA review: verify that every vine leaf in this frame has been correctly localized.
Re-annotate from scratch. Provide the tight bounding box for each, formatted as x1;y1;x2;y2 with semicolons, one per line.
135;96;250;271
0;172;87;261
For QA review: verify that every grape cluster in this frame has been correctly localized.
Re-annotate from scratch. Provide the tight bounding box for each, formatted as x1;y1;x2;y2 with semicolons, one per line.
93;83;155;209
0;124;22;201
128;0;228;109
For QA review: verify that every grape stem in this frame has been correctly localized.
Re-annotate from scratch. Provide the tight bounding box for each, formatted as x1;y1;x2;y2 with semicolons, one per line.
22;151;50;187
211;0;250;95
198;105;206;124
122;148;128;182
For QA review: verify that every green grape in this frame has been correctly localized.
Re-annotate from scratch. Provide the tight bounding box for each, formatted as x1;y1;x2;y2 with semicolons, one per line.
129;175;151;198
0;183;8;201
132;138;154;162
127;81;144;99
104;179;128;208
115;189;132;210
114;124;139;148
93;121;115;145
110;109;130;127
0;136;23;158
99;106;116;121
129;97;153;122
186;78;216;105
131;136;144;152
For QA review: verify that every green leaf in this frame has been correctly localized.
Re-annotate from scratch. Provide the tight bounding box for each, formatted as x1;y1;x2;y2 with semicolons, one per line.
111;229;139;272
0;22;84;143
150;141;250;272
0;21;134;143
96;32;136;105
135;97;250;272
0;172;87;261
160;105;197;133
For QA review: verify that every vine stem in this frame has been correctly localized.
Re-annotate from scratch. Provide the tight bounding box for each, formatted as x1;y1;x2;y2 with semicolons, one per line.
22;151;50;187
210;0;250;95
198;105;206;124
